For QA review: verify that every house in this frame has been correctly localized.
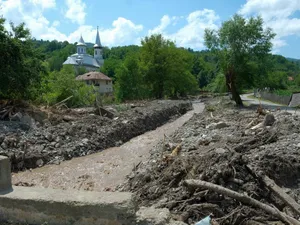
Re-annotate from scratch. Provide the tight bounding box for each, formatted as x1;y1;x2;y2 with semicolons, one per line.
63;27;104;71
76;71;113;93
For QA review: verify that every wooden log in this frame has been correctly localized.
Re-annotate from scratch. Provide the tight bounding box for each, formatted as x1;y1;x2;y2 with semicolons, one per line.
53;96;73;108
183;179;300;225
248;166;300;217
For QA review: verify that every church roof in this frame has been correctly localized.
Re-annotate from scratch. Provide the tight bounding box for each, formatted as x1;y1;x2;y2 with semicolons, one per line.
94;27;102;48
63;56;78;65
77;35;86;46
76;72;111;81
63;53;101;68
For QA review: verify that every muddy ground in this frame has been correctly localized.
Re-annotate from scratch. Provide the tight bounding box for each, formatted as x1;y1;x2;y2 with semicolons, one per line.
0;100;192;171
122;97;300;225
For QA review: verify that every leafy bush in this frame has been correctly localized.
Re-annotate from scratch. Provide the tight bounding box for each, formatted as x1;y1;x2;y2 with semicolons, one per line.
206;73;227;93
40;65;96;107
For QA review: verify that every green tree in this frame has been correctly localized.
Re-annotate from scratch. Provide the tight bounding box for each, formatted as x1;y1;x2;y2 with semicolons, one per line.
140;34;198;98
114;55;145;101
0;19;45;99
100;58;122;78
204;14;275;105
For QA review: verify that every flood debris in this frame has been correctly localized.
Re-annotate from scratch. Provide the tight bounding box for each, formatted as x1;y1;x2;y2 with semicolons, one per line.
0;100;192;171
122;97;300;225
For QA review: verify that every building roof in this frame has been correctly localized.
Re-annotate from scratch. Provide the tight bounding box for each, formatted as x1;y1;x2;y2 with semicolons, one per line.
77;35;86;46
63;56;78;65
94;27;102;48
63;53;101;68
76;72;112;81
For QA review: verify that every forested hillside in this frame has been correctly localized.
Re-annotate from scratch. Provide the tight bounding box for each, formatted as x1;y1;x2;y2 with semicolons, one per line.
2;14;300;105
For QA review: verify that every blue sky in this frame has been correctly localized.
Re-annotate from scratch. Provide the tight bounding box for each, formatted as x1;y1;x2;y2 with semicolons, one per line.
1;0;300;58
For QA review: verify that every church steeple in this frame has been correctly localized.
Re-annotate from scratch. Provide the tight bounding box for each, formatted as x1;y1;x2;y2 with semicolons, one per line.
77;35;86;54
94;26;102;48
94;26;104;67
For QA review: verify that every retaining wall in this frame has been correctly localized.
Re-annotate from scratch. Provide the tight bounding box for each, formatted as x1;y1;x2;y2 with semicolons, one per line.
0;156;136;225
0;187;136;225
255;91;291;105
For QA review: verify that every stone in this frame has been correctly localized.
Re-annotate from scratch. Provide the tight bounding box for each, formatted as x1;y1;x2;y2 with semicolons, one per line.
45;133;53;142
0;156;12;192
206;122;228;130
136;207;171;225
263;114;275;126
215;148;227;154
215;122;229;129
36;159;44;167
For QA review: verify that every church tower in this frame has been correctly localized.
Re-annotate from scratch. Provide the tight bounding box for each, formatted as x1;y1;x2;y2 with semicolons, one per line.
94;27;104;67
77;35;86;54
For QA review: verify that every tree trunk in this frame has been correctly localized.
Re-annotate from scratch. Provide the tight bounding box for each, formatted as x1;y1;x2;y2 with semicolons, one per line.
231;82;243;106
225;69;243;106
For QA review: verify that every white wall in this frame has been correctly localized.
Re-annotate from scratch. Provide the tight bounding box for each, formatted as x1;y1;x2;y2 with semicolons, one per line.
99;80;113;93
85;80;113;93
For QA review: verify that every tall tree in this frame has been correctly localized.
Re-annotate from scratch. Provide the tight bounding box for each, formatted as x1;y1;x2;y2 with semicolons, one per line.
140;34;197;98
114;55;145;101
204;14;275;105
0;19;45;99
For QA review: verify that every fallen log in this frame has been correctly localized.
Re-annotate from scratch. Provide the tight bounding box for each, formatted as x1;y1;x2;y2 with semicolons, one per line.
183;179;300;225
53;96;73;108
247;166;300;217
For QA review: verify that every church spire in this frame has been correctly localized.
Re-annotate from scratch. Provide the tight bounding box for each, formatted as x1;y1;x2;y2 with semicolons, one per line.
94;26;104;67
94;26;102;48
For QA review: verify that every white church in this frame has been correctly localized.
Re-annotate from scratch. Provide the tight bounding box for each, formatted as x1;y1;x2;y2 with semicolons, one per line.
63;28;113;93
63;28;104;71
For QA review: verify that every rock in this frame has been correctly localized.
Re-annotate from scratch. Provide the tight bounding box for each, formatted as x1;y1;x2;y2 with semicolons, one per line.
263;114;275;126
36;159;44;167
136;207;171;225
20;114;36;128
215;122;229;129
45;133;53;142
34;145;45;152
215;148;227;154
206;122;228;130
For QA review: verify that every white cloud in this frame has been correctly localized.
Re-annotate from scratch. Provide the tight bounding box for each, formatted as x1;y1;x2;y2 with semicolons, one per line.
29;0;56;9
148;15;172;35
52;20;60;27
66;17;143;46
0;0;66;40
148;9;220;49
240;0;300;52
64;0;86;25
0;0;144;46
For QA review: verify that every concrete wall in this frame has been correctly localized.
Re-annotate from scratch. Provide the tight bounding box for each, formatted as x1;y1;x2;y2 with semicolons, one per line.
0;186;136;225
255;91;291;105
289;93;300;107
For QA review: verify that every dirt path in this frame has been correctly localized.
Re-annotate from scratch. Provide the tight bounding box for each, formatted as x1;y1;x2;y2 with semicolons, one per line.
12;102;204;192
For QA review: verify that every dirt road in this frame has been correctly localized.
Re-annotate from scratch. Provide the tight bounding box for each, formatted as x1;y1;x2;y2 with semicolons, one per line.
12;102;204;192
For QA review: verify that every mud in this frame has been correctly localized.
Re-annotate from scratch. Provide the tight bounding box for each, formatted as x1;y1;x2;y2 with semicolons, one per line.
0;100;192;171
122;97;300;225
12;102;204;192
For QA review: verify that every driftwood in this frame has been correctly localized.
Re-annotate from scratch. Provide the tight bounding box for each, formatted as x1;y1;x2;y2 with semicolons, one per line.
53;96;73;108
183;179;300;225
261;175;300;216
246;165;300;217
